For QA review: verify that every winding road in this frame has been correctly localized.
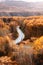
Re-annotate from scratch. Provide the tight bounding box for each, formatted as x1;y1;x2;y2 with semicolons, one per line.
12;26;33;64
13;26;25;44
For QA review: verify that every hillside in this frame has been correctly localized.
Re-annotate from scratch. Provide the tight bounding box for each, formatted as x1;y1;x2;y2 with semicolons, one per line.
0;16;43;65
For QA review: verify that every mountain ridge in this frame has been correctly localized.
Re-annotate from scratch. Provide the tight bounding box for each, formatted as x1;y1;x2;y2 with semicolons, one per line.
0;1;43;16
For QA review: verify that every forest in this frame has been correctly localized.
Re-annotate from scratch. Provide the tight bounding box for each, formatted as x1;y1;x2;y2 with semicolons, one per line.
0;16;43;65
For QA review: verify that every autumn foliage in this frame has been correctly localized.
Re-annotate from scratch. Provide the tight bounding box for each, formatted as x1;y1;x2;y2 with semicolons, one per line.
0;16;43;65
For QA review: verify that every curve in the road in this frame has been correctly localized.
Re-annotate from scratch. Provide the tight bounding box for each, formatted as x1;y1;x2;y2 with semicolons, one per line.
13;26;25;44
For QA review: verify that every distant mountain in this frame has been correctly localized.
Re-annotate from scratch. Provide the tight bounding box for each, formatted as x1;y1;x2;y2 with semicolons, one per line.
0;0;30;12
0;1;43;16
0;0;43;12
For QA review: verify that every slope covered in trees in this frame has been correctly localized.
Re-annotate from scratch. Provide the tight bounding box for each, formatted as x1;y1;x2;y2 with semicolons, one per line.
0;16;43;65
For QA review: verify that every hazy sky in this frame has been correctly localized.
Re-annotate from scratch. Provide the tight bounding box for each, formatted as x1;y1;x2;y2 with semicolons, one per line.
22;0;43;2
0;0;43;2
